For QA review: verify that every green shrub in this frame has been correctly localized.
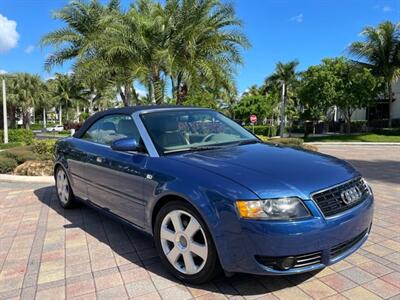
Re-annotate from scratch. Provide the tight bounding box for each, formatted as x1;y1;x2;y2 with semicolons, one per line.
350;120;368;132
372;128;400;136
1;147;37;164
32;139;56;160
30;123;44;130
0;156;18;173
257;136;317;151
0;129;34;145
0;142;23;150
244;125;277;137
272;137;304;146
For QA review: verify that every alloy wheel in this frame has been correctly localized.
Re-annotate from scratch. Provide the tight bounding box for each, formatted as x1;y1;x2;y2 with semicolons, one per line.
160;210;208;275
56;168;69;205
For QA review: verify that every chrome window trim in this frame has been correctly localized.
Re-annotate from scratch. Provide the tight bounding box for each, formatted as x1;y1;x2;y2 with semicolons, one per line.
309;176;371;219
132;107;212;158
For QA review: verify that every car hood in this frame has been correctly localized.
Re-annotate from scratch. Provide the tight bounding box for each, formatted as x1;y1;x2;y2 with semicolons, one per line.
168;143;359;199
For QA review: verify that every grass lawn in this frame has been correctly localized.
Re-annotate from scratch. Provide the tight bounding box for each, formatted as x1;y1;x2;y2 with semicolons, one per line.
305;133;400;143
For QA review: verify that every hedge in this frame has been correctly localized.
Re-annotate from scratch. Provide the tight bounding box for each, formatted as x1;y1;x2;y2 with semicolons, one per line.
244;125;277;137
32;140;56;160
1;147;38;164
0;129;34;145
0;156;18;173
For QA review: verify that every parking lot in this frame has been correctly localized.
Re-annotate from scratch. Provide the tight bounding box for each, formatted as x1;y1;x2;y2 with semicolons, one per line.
0;145;399;300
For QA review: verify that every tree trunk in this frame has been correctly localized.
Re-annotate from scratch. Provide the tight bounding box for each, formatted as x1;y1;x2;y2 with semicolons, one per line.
175;73;183;105
345;108;352;134
59;105;62;125
388;81;393;128
23;110;30;129
131;85;139;105
9;105;16;128
43;107;46;128
119;85;131;107
170;76;176;102
152;73;164;105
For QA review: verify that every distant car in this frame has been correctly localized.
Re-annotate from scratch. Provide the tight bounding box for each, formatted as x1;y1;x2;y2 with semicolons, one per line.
46;125;64;132
54;106;373;284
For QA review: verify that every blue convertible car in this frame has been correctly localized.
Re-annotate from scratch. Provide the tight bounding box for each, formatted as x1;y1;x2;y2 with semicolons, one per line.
54;106;373;283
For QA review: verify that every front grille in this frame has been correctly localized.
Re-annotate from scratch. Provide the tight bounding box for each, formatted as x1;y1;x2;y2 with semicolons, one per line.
330;228;368;258
255;251;322;270
311;177;370;217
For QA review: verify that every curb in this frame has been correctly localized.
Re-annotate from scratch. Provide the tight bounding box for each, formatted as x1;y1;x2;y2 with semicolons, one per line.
0;174;54;184
305;142;400;146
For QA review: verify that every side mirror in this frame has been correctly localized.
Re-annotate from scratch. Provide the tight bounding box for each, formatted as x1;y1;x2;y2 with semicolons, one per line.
111;137;141;152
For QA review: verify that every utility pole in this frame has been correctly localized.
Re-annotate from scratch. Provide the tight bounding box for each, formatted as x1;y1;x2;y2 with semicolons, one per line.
2;79;8;144
279;82;286;138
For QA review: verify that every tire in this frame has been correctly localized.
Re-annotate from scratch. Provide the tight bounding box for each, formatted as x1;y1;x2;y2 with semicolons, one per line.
55;166;77;209
154;201;220;284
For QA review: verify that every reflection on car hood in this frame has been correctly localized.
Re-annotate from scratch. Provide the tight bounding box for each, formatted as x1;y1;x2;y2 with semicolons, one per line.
168;143;359;199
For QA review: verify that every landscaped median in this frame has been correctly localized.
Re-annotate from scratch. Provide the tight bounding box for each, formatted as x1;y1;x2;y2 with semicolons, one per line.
257;136;318;151
304;129;400;143
0;139;56;176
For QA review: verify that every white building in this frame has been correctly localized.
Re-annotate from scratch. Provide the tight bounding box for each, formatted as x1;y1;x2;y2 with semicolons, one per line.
351;79;400;122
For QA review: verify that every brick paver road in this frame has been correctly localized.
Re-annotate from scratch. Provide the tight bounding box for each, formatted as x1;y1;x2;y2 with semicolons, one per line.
0;145;399;300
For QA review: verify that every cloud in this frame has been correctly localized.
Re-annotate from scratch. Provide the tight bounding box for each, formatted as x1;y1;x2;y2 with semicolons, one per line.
373;4;393;12
382;5;392;12
0;14;19;53
289;13;303;23
25;45;35;54
0;70;7;74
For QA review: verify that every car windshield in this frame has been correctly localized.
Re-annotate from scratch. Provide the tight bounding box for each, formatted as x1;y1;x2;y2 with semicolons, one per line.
140;109;257;155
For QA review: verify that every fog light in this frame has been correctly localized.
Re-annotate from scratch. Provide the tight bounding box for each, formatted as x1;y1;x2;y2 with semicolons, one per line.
278;256;296;270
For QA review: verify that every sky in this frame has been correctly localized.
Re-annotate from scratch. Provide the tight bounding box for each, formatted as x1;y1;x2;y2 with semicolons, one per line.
0;0;399;94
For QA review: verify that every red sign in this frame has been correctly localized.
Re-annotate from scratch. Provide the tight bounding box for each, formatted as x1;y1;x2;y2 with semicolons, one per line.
250;114;257;124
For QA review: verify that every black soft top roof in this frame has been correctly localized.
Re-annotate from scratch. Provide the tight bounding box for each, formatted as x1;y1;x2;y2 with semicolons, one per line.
73;105;204;138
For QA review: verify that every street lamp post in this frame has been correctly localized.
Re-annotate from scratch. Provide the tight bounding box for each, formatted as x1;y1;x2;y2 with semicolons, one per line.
279;82;286;138
2;79;8;144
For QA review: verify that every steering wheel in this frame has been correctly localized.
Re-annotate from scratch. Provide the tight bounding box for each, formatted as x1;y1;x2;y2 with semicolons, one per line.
201;133;217;143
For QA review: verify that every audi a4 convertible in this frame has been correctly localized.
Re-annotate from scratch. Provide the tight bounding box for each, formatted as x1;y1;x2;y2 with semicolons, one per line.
54;106;373;283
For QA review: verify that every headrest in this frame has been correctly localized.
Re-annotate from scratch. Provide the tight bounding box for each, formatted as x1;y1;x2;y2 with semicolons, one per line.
117;119;136;136
102;122;116;132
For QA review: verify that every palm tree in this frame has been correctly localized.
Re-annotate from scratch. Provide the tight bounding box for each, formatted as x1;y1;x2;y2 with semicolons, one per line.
48;74;86;125
349;21;400;127
265;60;299;136
165;0;250;104
5;73;46;129
41;0;120;71
42;0;249;107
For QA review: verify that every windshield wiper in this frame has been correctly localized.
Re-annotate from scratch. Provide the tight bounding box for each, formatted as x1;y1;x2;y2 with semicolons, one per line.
232;139;261;146
164;145;226;154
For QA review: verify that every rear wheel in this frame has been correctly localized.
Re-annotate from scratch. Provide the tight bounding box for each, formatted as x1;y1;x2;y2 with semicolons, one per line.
154;201;220;284
55;166;77;208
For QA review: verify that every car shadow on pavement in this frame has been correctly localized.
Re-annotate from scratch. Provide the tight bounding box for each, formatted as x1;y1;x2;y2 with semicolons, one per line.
345;159;400;185
33;186;319;296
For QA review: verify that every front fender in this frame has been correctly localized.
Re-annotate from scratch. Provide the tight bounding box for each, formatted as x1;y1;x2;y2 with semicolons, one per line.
143;157;257;271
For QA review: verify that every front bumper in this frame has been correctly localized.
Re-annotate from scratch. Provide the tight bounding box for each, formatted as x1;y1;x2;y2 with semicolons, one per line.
219;195;374;275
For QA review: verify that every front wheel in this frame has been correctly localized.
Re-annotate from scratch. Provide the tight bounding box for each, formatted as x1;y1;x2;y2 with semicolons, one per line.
55;166;77;209
154;201;220;284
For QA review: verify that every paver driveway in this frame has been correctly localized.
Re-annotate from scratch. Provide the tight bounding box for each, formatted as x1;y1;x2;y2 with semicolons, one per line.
0;145;399;300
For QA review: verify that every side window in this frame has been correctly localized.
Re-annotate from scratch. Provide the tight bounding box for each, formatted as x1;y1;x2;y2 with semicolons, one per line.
81;115;141;146
82;121;100;142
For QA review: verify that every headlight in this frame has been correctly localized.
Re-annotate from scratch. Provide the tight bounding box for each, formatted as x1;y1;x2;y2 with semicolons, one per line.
236;197;311;220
